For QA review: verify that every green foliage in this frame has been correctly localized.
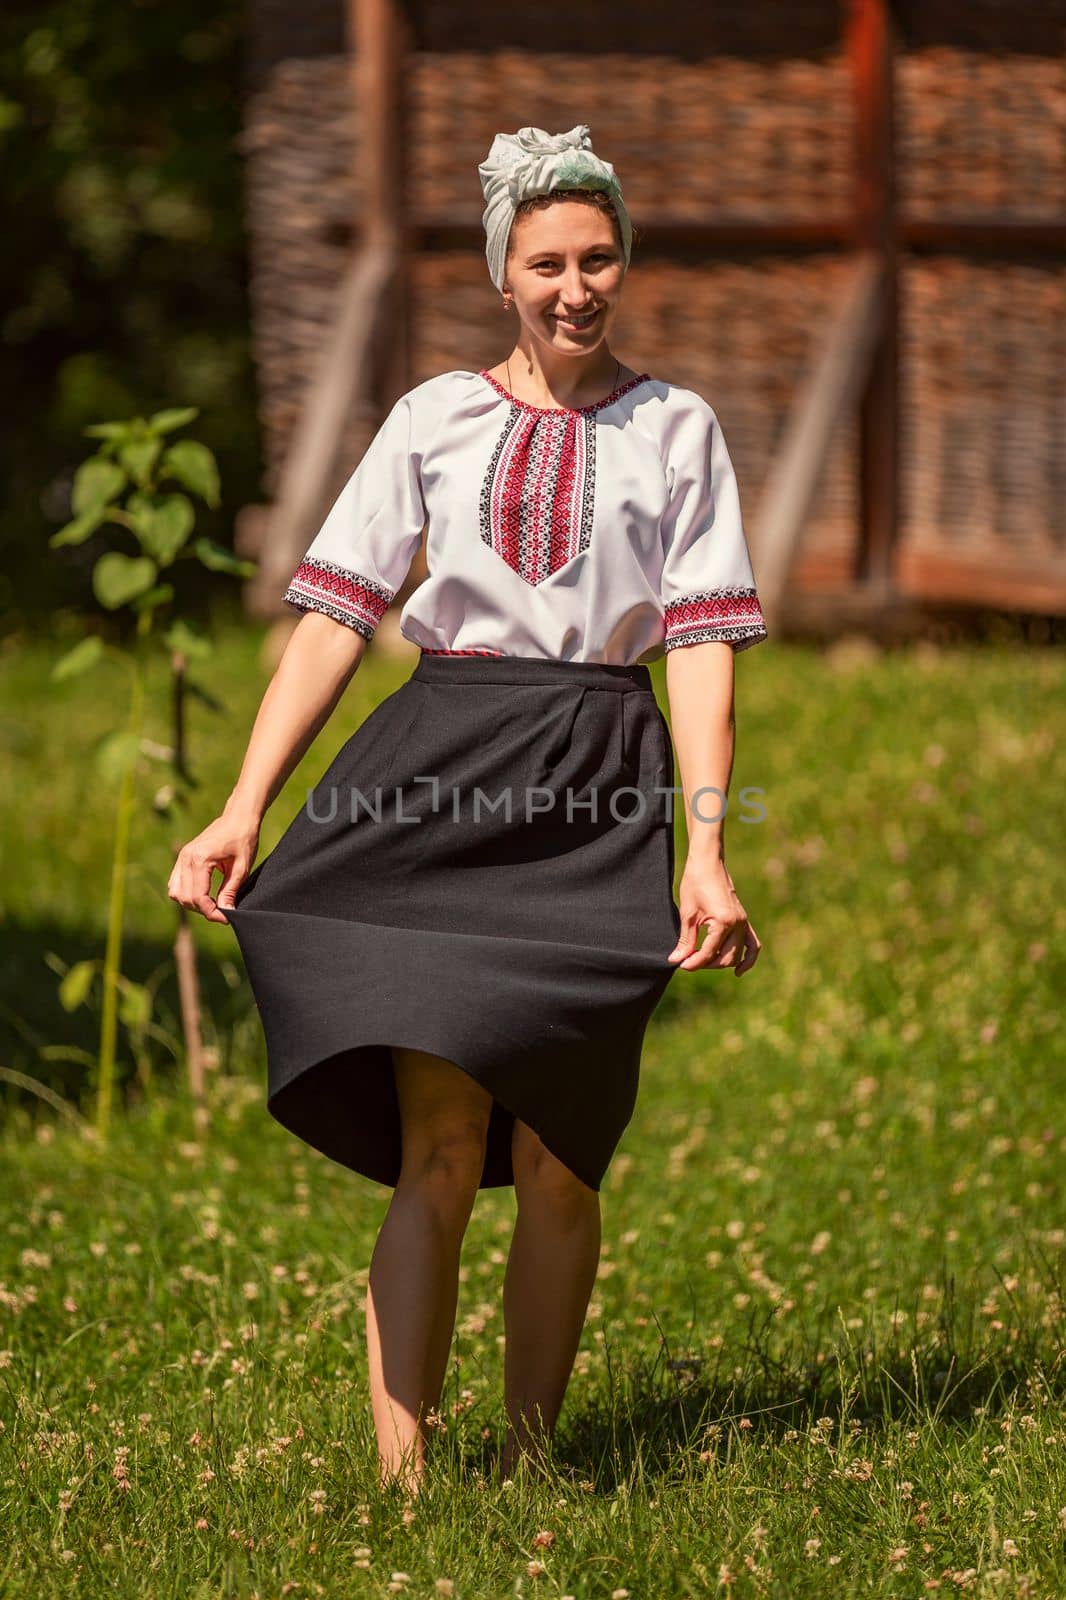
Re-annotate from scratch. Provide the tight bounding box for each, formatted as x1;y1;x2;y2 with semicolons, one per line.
45;409;256;1141
48;632;102;679
50;409;253;626
71;457;125;514
163;616;211;659
163;438;221;506
0;0;261;625
57;959;95;1013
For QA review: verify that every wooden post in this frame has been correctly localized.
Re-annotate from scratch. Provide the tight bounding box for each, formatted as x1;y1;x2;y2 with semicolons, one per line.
351;0;423;649
848;0;900;592
350;0;410;404
753;252;885;631
245;0;407;623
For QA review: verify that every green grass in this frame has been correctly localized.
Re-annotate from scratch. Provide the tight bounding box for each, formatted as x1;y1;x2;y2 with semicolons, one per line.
1;617;1064;1598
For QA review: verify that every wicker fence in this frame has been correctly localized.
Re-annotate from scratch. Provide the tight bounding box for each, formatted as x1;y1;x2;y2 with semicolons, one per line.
240;36;1065;619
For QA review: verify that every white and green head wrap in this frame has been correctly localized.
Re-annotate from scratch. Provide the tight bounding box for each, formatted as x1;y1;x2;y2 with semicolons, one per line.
478;124;633;293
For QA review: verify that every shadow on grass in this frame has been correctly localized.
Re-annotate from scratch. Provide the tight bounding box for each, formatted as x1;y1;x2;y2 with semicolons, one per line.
0;913;254;1110
430;1258;1064;1492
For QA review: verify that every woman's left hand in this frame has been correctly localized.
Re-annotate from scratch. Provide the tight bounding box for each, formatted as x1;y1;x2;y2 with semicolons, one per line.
666;856;761;974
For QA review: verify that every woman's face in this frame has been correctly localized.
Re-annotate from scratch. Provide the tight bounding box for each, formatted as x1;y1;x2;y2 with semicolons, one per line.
502;201;625;355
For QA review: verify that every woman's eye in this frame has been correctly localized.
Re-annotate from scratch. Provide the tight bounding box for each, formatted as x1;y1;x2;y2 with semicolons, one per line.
535;256;610;269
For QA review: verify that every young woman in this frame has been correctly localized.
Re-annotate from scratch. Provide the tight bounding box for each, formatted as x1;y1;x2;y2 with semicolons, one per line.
168;123;768;1496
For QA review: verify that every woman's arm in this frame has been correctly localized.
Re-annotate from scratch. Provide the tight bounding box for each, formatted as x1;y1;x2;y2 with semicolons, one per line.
225;612;367;819
167;612;368;922
663;640;761;974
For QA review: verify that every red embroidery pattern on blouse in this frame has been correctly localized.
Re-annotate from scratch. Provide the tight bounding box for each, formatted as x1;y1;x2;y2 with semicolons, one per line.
420;646;506;656
477;369;651;587
284;556;392;640
663;588;769;651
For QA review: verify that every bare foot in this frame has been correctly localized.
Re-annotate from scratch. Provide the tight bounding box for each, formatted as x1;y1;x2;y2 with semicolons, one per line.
497;1441;552;1484
379;1462;424;1497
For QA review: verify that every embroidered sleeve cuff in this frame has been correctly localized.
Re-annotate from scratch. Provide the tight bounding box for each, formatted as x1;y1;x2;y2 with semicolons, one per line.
663;587;768;653
283;556;393;640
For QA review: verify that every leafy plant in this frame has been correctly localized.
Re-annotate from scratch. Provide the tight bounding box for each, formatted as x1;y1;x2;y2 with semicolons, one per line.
48;406;256;1139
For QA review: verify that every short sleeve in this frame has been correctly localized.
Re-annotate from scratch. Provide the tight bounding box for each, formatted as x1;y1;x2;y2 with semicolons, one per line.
282;393;426;641
659;397;768;653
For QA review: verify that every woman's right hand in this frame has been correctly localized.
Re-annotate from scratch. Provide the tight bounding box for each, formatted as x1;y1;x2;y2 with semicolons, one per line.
168;807;261;924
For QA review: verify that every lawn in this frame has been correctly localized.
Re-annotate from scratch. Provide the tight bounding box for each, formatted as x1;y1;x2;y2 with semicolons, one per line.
0;618;1063;1598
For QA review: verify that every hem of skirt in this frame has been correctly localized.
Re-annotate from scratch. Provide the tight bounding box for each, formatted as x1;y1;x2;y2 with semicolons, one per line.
225;906;668;1192
265;1034;605;1193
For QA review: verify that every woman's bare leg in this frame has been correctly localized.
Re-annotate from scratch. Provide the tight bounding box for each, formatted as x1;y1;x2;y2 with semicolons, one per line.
499;1122;602;1478
366;1048;492;1492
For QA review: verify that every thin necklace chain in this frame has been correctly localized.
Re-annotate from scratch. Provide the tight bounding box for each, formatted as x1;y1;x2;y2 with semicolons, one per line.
505;350;621;411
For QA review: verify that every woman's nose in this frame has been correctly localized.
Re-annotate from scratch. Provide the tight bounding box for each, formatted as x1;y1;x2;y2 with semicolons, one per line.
561;272;591;304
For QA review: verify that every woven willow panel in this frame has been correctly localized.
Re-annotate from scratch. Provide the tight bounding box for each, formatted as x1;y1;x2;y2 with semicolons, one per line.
898;50;1065;218
897;259;1065;603
408;51;854;221
242;44;1064;608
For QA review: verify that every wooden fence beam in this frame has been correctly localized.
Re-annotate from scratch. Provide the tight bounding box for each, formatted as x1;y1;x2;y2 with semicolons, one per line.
848;0;900;590
244;243;398;614
752;251;886;629
244;0;407;617
407;214;1065;257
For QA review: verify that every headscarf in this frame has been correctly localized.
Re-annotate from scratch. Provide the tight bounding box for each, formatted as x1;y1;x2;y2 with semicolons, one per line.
477;124;633;293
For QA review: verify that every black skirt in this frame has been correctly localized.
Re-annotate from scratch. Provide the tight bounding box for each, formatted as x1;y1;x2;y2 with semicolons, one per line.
224;650;682;1192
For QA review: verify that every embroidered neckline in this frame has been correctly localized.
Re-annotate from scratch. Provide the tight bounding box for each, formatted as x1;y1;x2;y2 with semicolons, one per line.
475;368;653;416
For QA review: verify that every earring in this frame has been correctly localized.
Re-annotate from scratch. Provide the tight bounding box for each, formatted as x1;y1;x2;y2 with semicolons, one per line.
502;297;512;311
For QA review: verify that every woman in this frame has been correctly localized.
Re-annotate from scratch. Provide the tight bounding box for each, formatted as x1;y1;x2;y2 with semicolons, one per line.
168;124;768;1495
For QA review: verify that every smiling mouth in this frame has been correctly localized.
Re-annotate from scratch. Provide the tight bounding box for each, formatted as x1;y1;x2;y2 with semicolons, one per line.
553;309;600;329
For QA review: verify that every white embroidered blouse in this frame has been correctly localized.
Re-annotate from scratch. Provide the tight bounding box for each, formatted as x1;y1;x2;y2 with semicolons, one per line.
283;367;768;664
